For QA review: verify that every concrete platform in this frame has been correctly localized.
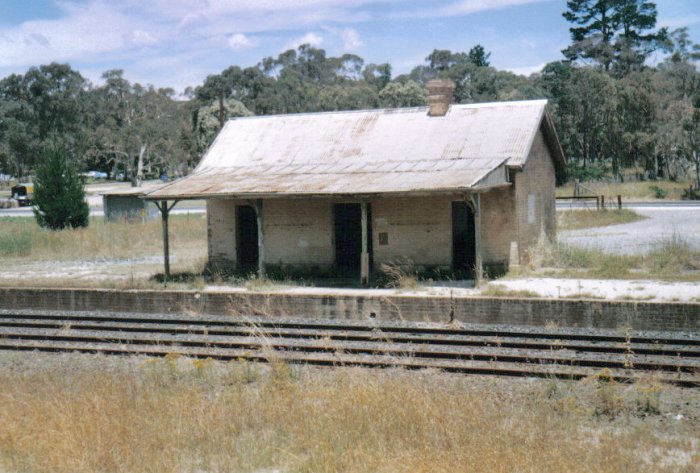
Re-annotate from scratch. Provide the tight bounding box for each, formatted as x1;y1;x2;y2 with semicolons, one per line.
0;286;698;333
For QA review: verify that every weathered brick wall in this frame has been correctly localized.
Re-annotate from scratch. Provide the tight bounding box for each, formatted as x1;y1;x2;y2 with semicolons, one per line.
480;187;515;267
1;288;698;332
514;127;556;262
372;196;452;268
207;200;237;270
264;199;334;267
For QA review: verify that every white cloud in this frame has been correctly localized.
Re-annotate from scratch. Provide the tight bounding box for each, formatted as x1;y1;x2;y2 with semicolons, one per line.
0;2;133;68
129;30;158;46
394;0;547;19
505;62;546;76
286;32;324;50
340;28;363;50
440;0;548;16
322;26;363;50
228;33;257;51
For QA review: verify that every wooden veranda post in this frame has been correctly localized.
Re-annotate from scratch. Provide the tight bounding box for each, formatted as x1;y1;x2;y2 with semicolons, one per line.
249;199;265;278
155;200;180;280
467;194;483;286
474;194;483;284
360;202;369;285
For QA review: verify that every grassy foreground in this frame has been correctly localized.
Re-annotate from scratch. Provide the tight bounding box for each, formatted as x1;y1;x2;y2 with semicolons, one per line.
0;353;697;473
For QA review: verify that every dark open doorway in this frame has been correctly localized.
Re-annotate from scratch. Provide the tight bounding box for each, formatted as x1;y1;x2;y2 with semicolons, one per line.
452;201;476;278
236;205;258;274
333;203;372;276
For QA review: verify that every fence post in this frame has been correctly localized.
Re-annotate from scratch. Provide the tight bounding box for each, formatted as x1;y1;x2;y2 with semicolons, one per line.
617;195;622;210
601;195;605;209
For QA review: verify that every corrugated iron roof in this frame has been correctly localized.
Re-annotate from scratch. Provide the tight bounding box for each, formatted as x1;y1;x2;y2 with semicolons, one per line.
147;99;558;199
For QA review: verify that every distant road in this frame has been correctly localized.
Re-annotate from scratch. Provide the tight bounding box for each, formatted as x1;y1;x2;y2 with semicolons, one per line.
556;200;700;210
0;205;207;218
1;201;699;217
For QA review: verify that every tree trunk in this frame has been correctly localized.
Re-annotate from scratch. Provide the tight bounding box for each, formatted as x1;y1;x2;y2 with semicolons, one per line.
132;143;147;188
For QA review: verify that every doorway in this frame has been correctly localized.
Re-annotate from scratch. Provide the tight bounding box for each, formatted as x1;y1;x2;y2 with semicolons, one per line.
236;205;258;273
452;201;476;278
333;203;372;276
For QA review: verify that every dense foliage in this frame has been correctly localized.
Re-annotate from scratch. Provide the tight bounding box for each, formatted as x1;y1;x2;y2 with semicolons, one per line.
32;147;89;230
0;0;699;187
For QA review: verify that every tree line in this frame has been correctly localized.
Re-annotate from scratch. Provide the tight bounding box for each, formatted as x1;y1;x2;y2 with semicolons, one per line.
0;0;699;188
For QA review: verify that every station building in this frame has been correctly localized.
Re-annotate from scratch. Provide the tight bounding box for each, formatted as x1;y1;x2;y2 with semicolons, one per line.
147;80;566;282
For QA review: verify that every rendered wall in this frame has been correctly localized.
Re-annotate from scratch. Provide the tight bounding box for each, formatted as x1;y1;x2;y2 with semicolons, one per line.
514;127;556;263
371;195;453;269
263;199;334;267
207;200;237;270
480;187;516;270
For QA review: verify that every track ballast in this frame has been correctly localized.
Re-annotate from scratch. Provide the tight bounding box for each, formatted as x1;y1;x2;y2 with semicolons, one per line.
0;310;698;386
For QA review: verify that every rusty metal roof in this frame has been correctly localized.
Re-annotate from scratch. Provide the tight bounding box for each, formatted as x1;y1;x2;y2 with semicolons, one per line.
147;99;560;199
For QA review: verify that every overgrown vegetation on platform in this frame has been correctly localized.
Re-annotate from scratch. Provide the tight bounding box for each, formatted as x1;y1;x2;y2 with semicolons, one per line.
0;353;697;473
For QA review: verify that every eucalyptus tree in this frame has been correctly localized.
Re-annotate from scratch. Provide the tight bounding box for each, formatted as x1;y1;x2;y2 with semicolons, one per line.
87;70;191;184
0;63;89;178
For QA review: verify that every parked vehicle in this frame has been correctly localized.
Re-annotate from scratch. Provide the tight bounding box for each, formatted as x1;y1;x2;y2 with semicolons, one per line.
11;183;34;206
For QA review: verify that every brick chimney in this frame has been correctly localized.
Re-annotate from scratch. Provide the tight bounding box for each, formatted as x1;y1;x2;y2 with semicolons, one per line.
426;79;454;117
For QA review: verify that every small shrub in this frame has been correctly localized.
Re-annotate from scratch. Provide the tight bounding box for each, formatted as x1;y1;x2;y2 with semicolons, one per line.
592;369;623;418
565;162;608;182
649;185;667;199
635;382;663;415
380;257;421;289
681;186;700;200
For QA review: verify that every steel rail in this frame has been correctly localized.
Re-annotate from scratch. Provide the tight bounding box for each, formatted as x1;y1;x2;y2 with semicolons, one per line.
0;311;697;387
0;318;698;358
0;327;696;373
0;312;696;346
1;338;697;387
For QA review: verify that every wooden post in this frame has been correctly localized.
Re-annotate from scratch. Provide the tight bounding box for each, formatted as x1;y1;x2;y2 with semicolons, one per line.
601;195;605;209
250;199;265;278
155;200;179;280
474;194;483;285
617;195;622;210
360;202;369;285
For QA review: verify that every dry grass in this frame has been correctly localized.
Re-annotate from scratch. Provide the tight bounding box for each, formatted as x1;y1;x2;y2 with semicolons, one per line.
481;284;540;298
0;215;206;260
525;234;700;281
380;257;422;290
556;180;694;201
557;209;646;231
0;353;697;473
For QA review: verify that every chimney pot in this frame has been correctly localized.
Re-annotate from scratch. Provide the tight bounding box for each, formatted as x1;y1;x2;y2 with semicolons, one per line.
426;79;454;117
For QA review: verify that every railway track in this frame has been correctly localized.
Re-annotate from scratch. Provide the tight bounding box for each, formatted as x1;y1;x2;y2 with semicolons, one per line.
0;310;698;386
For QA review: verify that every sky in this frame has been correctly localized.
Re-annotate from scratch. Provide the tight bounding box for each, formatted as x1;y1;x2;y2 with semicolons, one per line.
0;0;698;95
